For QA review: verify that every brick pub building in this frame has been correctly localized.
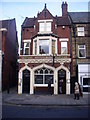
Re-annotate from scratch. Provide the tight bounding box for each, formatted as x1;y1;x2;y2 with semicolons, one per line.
18;2;72;95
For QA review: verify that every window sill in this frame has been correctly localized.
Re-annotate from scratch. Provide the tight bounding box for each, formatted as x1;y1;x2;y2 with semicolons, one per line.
34;84;54;87
38;31;52;34
78;57;86;59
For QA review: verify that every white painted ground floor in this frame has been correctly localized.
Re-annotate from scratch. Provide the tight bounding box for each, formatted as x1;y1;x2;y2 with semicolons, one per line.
18;64;70;95
78;64;90;94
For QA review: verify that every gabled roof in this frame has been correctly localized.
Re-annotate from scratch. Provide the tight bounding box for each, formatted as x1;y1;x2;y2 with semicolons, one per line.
37;4;54;20
68;12;90;23
0;19;15;29
22;3;70;28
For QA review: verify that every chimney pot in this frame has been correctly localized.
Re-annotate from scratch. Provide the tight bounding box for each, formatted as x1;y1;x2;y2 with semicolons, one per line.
62;1;68;16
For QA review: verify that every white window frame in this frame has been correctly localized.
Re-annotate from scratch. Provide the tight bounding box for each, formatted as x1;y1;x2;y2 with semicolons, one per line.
78;45;86;58
33;36;57;55
82;76;90;94
23;39;31;55
38;19;53;34
77;27;85;36
59;38;68;55
34;68;54;85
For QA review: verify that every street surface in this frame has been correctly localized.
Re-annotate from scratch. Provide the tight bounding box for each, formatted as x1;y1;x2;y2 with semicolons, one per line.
2;104;89;119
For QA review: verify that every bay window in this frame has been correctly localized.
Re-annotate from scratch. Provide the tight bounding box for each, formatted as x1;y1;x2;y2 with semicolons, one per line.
52;40;55;54
39;40;49;54
33;36;57;55
34;40;37;55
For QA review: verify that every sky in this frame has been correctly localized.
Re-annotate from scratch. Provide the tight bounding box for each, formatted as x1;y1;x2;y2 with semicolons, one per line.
0;0;90;53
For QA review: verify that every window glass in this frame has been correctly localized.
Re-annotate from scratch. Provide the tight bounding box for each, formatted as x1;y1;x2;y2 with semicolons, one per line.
39;22;44;32
61;42;67;54
35;75;43;84
78;45;86;58
34;68;54;84
46;22;51;32
45;75;53;84
52;40;55;54
39;40;49;54
24;42;30;55
34;40;37;55
39;21;51;32
77;27;84;36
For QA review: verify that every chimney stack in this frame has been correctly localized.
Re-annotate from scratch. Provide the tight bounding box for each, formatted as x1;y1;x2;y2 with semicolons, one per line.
62;1;68;16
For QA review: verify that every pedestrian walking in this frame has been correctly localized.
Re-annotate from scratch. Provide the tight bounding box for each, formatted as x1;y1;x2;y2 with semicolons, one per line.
74;82;80;100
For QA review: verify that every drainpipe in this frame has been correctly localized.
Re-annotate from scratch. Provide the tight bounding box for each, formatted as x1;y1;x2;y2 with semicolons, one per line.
0;50;2;92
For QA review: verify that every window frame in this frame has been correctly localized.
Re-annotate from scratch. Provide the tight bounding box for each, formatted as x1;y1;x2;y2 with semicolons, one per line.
34;68;54;85
61;41;68;55
33;36;57;55
38;19;53;33
59;39;69;55
77;27;85;36
78;44;86;58
23;40;31;55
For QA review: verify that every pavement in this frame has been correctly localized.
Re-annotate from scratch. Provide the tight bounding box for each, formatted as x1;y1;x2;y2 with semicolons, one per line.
1;88;89;106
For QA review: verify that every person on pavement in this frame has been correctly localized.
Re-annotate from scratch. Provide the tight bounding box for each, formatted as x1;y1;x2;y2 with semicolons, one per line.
74;82;80;100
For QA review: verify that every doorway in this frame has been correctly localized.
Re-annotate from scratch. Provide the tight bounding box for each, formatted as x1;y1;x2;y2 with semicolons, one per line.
23;69;30;94
58;69;66;94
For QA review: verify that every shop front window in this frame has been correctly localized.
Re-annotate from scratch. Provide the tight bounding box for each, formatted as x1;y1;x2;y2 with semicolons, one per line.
34;67;54;84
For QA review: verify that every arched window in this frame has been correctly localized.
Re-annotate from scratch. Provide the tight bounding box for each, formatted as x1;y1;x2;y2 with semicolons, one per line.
34;67;54;84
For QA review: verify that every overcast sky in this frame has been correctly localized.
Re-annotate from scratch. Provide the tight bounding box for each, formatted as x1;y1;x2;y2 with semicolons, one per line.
0;0;89;53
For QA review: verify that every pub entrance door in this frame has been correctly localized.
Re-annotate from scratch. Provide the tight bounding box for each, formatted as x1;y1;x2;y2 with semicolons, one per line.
23;69;30;94
58;69;66;94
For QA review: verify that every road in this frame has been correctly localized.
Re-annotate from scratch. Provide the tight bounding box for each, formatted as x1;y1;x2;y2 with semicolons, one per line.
1;104;89;119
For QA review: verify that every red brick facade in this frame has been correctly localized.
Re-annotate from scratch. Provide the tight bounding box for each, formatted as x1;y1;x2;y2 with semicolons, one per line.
0;19;18;91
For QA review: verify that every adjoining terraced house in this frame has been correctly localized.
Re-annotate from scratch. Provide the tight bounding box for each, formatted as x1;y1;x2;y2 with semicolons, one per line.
68;12;90;94
18;2;72;95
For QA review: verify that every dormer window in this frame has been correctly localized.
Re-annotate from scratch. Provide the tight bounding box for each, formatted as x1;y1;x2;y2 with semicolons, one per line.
38;19;53;33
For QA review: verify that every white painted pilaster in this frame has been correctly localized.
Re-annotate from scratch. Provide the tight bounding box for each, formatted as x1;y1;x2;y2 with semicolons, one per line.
18;71;22;94
54;70;57;94
30;70;34;94
66;79;70;95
